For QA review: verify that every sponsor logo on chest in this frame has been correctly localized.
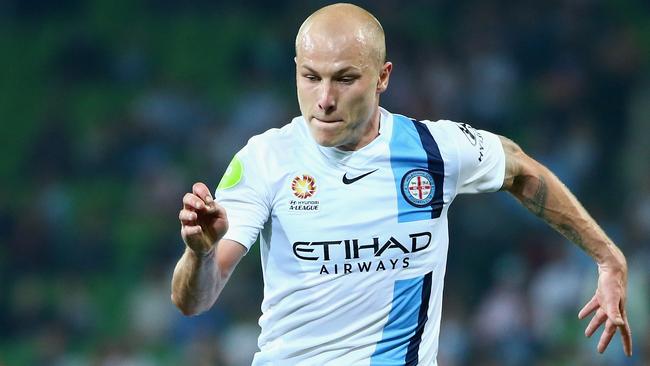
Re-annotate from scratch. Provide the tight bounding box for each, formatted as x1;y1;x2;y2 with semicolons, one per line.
293;232;432;275
288;174;320;212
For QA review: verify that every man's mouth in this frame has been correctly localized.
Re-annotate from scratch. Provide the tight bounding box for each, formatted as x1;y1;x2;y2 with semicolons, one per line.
313;117;342;123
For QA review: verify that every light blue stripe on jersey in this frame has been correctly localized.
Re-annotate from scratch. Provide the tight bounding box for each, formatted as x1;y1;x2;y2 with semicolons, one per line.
389;114;430;222
370;275;425;365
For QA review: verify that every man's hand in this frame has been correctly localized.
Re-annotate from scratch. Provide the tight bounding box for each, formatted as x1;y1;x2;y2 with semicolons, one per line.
578;256;633;356
179;182;228;255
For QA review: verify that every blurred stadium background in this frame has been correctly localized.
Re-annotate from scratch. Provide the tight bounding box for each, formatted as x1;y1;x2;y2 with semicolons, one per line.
0;0;648;365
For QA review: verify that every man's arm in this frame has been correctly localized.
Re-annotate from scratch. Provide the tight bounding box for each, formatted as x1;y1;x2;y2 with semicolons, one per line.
499;136;633;356
171;182;247;316
171;239;246;316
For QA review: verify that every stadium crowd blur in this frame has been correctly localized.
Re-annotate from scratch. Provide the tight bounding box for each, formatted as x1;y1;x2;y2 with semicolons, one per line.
1;0;648;365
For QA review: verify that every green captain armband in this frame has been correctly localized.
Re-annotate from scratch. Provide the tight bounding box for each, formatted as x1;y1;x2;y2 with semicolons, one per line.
217;155;243;190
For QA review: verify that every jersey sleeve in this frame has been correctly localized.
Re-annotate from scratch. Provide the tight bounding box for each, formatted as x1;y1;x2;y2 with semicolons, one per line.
450;122;506;194
214;140;271;251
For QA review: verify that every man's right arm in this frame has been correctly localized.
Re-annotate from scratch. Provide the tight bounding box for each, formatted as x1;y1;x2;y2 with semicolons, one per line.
171;239;246;316
171;182;247;316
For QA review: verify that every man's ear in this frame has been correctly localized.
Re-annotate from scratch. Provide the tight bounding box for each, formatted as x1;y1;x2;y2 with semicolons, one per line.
377;62;393;93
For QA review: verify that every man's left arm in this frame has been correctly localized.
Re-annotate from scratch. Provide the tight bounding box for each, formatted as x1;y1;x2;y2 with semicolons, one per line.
499;135;633;356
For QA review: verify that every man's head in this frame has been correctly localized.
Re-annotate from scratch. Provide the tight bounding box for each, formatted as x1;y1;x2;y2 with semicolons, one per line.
295;3;392;150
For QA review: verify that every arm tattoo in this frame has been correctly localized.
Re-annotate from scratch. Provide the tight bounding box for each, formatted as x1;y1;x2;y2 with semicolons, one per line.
520;175;548;219
502;136;604;258
557;223;589;253
518;174;593;256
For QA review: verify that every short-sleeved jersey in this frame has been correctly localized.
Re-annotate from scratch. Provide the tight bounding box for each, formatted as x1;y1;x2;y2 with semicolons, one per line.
214;108;505;365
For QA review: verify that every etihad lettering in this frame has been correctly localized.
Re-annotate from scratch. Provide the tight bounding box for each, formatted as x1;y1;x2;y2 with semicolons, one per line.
292;232;432;261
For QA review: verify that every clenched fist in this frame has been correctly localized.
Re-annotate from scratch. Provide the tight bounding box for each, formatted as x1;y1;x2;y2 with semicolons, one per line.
179;182;228;255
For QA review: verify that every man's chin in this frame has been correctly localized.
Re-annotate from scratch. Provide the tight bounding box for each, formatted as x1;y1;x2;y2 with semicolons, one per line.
312;135;360;150
312;135;338;147
308;125;339;146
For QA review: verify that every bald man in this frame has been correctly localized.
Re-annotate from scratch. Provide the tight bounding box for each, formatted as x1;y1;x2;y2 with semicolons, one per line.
172;3;632;364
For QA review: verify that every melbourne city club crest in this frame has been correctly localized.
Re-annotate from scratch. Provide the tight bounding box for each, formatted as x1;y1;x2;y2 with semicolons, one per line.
289;174;319;212
401;169;435;207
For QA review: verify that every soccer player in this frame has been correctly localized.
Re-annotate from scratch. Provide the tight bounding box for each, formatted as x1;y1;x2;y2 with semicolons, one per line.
171;3;633;364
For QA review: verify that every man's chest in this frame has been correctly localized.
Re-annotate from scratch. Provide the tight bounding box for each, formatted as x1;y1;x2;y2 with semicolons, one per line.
263;156;448;271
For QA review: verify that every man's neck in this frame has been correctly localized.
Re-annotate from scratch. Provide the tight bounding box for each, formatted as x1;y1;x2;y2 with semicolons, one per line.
338;107;381;151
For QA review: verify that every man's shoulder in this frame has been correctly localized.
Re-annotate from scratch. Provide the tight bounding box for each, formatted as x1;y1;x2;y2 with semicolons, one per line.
389;111;460;137
388;110;455;128
245;116;305;150
388;111;481;159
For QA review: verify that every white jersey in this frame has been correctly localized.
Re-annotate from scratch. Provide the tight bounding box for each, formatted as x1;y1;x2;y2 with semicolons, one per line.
214;108;505;365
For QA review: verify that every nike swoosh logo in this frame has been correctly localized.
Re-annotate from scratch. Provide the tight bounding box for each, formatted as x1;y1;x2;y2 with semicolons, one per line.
342;169;378;184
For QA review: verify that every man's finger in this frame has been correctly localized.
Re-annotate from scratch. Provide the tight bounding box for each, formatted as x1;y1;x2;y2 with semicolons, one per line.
179;209;197;224
578;295;599;319
193;182;213;202
181;225;202;238
597;319;617;353
192;183;220;213
585;309;608;337
183;193;205;210
621;314;633;357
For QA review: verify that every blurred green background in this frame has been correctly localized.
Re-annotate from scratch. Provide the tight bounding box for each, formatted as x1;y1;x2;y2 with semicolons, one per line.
0;0;648;365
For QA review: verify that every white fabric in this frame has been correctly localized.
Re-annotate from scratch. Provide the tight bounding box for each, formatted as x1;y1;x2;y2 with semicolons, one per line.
215;108;505;365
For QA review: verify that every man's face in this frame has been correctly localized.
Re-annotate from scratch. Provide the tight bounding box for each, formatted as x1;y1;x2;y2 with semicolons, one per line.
295;33;390;150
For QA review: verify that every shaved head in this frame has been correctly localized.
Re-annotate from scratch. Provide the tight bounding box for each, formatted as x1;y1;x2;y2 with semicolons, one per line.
296;3;386;69
294;3;392;151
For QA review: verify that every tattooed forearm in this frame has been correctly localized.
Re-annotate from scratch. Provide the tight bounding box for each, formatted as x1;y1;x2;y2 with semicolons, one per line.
517;174;548;219
557;223;582;245
517;175;593;254
501;135;621;265
556;223;591;254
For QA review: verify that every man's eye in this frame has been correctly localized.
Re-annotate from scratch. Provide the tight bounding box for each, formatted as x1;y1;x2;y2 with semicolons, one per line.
304;75;320;81
338;77;356;84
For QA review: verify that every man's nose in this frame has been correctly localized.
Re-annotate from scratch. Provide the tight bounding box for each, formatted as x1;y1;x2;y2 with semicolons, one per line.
317;82;336;113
